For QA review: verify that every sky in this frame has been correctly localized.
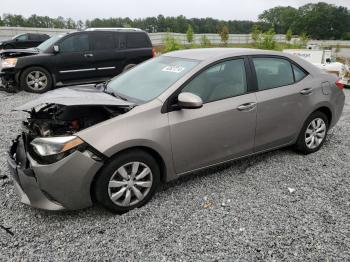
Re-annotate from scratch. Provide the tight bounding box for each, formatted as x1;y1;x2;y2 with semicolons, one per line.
2;0;350;21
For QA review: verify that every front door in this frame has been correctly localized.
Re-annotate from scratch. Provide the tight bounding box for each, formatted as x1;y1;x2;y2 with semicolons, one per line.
54;33;97;83
168;58;257;174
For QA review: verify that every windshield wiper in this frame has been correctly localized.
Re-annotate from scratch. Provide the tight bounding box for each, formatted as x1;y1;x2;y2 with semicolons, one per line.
96;81;129;101
113;92;128;101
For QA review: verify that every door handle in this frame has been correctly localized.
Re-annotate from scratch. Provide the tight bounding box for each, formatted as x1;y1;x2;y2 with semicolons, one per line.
237;102;257;111
84;53;94;58
300;88;313;95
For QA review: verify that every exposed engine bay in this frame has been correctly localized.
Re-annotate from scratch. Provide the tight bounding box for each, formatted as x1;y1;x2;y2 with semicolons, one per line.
23;103;131;137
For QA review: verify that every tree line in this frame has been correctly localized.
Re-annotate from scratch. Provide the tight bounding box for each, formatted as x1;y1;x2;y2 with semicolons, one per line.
0;2;349;40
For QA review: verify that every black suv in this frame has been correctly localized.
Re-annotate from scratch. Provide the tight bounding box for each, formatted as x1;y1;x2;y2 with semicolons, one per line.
0;29;154;93
0;33;50;50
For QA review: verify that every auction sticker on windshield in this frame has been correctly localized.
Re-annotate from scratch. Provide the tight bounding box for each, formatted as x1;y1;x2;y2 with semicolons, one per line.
162;65;186;73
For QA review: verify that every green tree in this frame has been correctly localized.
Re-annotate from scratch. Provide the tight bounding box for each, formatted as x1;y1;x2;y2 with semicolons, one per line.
299;32;309;47
186;24;194;44
259;6;298;34
219;25;229;46
251;25;262;45
286;27;293;42
258;28;276;50
200;35;211;47
163;34;181;52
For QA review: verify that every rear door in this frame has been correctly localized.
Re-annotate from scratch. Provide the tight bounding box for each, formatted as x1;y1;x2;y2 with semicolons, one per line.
89;31;124;78
123;32;153;66
250;56;311;152
169;58;257;174
54;33;97;82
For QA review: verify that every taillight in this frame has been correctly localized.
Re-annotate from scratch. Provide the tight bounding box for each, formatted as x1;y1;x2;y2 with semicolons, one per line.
335;79;344;90
152;47;156;57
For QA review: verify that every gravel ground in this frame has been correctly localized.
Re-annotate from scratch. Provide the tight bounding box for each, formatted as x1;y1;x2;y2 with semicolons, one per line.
0;88;349;262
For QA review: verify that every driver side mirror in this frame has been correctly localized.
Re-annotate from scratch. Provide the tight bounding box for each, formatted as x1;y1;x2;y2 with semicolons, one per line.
177;92;203;109
53;45;60;53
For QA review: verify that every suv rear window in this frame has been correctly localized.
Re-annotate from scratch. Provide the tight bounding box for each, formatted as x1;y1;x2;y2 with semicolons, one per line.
126;33;150;48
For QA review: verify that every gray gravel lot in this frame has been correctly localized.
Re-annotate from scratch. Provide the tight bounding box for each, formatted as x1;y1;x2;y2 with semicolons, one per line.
0;88;349;261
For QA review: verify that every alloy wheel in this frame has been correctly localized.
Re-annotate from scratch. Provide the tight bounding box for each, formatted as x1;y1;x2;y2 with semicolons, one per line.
108;162;153;207
26;71;48;90
305;118;327;149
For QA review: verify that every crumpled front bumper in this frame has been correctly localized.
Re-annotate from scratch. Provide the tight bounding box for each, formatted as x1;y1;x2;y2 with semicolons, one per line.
0;67;20;92
7;135;104;211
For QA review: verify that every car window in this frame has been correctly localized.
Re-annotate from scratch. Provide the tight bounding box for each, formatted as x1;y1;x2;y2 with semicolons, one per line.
108;56;199;103
126;33;150;48
60;34;90;53
91;32;115;50
16;34;29;41
253;57;294;90
182;59;247;103
293;64;307;82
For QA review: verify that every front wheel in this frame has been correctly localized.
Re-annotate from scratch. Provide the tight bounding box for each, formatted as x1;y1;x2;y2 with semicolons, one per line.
94;150;160;213
20;67;53;93
295;111;329;154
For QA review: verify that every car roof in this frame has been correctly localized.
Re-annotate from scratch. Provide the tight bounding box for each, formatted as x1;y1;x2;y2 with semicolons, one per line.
164;48;287;61
164;48;323;75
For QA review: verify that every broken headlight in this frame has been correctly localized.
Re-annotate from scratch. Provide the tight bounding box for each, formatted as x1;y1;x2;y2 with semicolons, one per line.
30;136;85;163
1;58;17;69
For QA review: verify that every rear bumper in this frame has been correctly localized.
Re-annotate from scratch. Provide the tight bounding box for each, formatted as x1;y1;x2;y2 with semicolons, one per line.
7;135;103;211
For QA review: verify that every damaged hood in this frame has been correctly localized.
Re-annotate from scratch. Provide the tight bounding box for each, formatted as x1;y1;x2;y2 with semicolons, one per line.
0;48;39;58
15;86;134;111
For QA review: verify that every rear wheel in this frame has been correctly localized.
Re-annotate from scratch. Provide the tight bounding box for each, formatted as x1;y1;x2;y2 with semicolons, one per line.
94;150;160;213
295;111;329;154
20;67;52;93
123;64;136;72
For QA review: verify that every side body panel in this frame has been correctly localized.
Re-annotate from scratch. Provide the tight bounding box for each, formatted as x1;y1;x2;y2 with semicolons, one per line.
169;94;257;174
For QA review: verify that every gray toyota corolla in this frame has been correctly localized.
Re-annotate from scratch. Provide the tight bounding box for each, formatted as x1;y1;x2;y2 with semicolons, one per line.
8;48;345;213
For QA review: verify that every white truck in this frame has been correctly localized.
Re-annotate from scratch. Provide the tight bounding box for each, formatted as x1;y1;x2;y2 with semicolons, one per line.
283;49;350;87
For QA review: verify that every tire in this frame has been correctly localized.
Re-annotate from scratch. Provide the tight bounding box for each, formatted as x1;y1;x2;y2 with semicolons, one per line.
295;111;329;154
123;64;136;72
94;149;160;213
20;66;53;93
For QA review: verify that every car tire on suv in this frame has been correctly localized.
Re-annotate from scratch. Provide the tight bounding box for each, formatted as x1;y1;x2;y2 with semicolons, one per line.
94;149;160;213
123;64;137;72
20;66;53;93
295;111;329;154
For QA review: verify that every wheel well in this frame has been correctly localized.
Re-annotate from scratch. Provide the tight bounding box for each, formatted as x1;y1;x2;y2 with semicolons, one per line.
314;106;332;125
19;65;53;83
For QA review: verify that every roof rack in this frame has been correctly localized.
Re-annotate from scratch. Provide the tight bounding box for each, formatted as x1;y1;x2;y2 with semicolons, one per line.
85;28;143;32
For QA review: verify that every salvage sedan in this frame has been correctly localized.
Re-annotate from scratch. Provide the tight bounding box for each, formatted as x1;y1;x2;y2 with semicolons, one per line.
7;48;345;213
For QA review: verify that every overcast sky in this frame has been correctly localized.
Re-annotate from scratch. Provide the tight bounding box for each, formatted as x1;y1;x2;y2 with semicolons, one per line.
2;0;349;21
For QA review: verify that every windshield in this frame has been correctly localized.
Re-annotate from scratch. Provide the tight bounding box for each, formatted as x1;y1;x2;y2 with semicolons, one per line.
107;56;200;103
37;34;65;51
12;34;23;40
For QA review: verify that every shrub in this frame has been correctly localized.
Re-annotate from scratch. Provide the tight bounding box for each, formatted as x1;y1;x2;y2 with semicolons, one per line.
286;27;293;42
163;34;182;52
186;24;194;44
342;32;350;40
200;35;212;47
219;25;229;46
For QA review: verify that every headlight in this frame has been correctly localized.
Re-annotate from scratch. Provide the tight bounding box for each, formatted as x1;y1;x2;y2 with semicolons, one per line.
1;58;17;68
31;136;84;157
